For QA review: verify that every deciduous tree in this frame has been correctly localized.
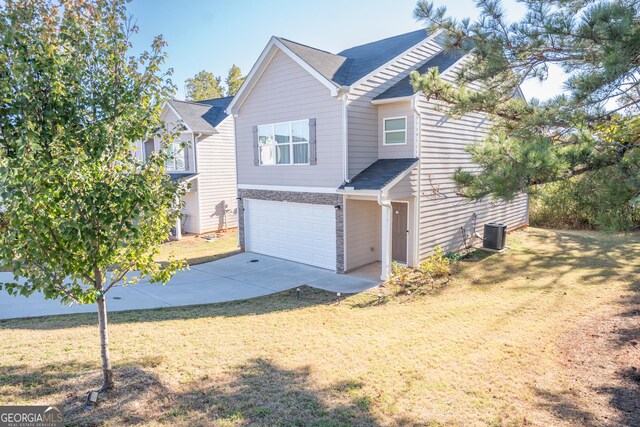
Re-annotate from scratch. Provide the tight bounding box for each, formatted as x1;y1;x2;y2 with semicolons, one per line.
185;70;224;101
0;0;186;390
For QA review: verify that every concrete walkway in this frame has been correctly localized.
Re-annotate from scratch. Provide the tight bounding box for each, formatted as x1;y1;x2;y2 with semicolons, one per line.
0;253;379;320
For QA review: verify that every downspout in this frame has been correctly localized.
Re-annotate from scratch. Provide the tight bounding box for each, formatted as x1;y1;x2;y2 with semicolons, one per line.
340;88;350;274
377;190;393;280
341;88;350;184
411;94;421;266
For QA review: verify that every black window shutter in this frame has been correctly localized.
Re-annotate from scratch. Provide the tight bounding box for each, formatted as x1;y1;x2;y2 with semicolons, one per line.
252;125;259;166
309;118;317;165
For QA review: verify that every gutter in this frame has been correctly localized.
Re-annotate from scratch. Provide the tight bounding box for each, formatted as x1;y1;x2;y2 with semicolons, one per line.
411;94;421;266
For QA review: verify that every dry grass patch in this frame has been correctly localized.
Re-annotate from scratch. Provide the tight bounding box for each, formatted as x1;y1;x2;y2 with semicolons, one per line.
0;228;638;426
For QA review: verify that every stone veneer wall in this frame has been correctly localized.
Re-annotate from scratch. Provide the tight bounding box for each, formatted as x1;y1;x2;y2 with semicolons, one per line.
237;189;345;273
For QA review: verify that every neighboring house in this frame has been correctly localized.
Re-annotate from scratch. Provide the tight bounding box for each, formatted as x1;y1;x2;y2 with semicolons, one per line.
227;29;528;279
133;97;238;238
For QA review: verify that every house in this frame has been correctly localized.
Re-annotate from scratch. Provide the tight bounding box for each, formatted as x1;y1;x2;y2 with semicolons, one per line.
133;97;238;238
227;29;528;279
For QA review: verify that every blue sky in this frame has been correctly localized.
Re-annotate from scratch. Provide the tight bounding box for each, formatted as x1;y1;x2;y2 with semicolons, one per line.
126;0;565;101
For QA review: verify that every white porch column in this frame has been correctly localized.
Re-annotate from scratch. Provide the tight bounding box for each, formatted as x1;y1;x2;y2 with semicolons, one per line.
175;215;182;240
174;195;182;240
379;197;393;281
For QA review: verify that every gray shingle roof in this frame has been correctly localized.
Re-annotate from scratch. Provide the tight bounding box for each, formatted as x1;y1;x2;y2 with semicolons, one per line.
168;172;198;182
374;50;464;100
340;158;419;191
337;29;430;85
167;96;234;133
276;29;431;87
276;38;352;86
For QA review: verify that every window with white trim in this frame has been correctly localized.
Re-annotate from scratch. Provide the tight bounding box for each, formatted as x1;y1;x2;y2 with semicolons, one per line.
258;120;309;165
165;141;186;171
383;117;407;145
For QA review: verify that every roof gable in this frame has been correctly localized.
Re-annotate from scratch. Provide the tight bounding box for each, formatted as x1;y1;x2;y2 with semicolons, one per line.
167;97;233;133
228;29;436;113
276;38;353;86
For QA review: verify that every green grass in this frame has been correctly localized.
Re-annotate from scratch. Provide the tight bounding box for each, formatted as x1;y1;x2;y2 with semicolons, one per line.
0;228;638;426
156;229;240;266
0;229;240;272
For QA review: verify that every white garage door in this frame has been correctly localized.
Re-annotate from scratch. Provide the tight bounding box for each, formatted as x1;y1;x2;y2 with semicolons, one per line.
244;199;337;270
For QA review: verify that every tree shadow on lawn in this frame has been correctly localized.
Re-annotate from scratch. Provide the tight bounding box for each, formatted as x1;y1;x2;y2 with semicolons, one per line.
2;358;383;426
464;228;640;291
534;274;640;426
534;364;640;427
0;286;348;331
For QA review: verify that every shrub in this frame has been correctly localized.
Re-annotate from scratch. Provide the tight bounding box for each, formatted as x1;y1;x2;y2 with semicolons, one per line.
418;247;450;278
530;168;640;231
386;247;451;295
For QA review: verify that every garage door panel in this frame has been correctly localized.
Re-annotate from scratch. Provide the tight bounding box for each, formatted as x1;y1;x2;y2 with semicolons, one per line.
245;199;337;270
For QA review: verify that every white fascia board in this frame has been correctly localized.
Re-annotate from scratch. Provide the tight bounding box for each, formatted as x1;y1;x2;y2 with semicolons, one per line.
237;184;338;194
371;95;414;105
337;188;381;196
349;29;443;89
381;159;419;193
227;37;339;114
272;38;340;96
514;86;527;103
226;38;278;114
164;101;193;133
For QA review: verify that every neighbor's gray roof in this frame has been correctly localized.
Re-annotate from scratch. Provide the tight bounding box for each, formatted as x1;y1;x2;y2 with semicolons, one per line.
168;172;198;182
276;29;431;87
340;158;419;191
374;50;464;100
167;96;234;133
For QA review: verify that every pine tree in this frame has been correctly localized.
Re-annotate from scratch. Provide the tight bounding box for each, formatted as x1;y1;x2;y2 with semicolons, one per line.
411;0;640;229
225;64;245;96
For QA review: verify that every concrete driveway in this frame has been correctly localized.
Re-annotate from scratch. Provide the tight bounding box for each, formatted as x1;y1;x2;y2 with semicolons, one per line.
0;253;378;320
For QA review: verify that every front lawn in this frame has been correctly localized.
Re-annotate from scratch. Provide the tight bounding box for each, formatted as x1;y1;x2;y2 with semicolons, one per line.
155;229;241;266
0;228;638;426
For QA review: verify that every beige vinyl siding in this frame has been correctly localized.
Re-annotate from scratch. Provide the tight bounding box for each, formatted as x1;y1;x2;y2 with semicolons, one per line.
345;199;380;270
347;33;445;177
416;90;528;258
377;101;415;158
235;49;343;188
196;116;238;233
387;168;418;200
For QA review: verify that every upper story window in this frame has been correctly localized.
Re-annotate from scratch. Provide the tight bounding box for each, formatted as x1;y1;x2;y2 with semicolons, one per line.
383;117;407;145
258;120;309;165
165;141;187;171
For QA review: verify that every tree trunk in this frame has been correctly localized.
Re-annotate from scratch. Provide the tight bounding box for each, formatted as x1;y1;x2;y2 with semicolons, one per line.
96;269;114;391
